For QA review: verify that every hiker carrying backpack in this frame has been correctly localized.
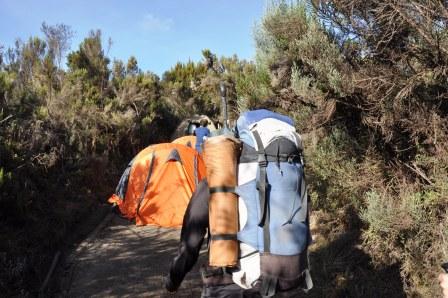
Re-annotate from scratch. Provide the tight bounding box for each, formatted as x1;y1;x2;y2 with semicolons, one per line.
165;109;312;297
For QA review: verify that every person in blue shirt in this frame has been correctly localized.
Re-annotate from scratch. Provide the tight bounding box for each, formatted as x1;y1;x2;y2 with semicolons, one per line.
194;119;210;153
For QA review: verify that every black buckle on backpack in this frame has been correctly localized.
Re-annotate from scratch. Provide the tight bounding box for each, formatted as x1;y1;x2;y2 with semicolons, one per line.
258;153;267;167
287;155;300;164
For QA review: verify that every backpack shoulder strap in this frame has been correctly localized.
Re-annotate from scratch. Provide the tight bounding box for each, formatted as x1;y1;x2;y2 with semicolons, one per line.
293;132;303;151
252;129;270;253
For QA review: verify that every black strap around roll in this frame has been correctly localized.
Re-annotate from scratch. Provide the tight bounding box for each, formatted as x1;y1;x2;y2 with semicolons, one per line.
210;234;237;241
252;130;270;253
209;186;236;194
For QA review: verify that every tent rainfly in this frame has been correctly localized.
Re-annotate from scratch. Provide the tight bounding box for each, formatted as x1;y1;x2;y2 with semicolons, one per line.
172;135;196;149
108;143;206;227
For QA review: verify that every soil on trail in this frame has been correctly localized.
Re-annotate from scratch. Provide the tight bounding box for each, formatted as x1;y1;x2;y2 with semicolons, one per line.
59;214;205;297
57;210;405;298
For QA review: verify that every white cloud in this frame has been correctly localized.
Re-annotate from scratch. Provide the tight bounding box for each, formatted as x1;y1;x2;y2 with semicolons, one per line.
141;13;173;32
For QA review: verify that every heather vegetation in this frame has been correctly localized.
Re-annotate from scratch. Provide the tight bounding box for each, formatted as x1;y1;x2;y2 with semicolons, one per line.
0;23;260;296
1;0;447;296
253;1;447;296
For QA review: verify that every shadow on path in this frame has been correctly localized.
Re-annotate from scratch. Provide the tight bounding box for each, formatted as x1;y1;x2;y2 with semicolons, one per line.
307;210;406;298
59;215;205;297
58;210;407;298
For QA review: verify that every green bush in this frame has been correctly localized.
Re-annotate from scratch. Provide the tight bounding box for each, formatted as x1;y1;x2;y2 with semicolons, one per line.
306;127;362;211
255;1;448;295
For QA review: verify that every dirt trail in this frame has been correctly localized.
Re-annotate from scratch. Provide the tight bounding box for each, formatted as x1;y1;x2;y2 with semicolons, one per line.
59;214;205;297
59;212;323;298
58;209;404;297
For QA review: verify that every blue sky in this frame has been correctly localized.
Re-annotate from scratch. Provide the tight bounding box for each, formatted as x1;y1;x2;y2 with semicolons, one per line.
0;0;266;76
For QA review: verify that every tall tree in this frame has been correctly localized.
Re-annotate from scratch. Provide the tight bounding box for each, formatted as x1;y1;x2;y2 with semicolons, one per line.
67;30;110;97
112;59;125;87
126;56;139;76
41;53;57;104
40;22;74;70
20;37;47;87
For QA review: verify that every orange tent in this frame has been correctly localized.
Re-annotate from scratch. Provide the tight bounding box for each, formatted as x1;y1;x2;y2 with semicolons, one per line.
172;135;196;148
108;143;206;227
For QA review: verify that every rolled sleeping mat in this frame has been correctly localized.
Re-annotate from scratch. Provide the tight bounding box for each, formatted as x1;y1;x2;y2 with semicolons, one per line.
203;135;241;267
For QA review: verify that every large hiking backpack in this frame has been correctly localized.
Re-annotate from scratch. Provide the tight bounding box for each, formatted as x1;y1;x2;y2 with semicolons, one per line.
232;109;312;296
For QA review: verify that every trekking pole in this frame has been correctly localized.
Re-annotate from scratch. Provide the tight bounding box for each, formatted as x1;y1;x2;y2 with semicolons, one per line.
204;52;230;133
214;61;229;131
219;80;229;130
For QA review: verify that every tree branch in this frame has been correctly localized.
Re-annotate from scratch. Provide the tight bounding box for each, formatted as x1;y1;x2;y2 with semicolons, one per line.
0;114;13;124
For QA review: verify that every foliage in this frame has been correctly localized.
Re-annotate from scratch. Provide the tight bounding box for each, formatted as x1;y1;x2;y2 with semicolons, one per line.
235;62;272;112
254;0;448;296
1;22;263;294
306;127;362;210
161;52;262;123
2;1;448;295
0;27;180;296
41;22;74;70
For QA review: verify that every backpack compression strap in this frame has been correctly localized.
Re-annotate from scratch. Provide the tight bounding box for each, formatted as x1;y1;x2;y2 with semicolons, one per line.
252;130;270;254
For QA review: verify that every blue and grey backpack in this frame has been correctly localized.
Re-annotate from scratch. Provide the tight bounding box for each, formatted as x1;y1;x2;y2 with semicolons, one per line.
232;109;313;296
